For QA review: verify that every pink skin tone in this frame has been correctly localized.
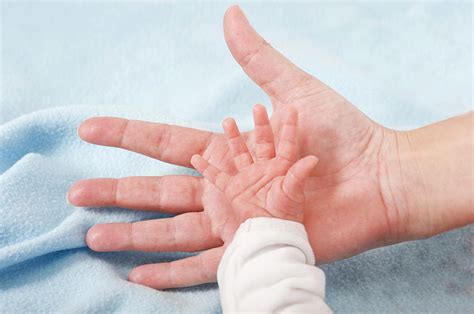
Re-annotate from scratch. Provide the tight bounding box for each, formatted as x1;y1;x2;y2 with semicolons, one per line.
68;6;474;290
191;105;317;246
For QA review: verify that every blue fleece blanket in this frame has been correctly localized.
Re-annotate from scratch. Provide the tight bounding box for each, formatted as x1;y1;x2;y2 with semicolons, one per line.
0;2;472;313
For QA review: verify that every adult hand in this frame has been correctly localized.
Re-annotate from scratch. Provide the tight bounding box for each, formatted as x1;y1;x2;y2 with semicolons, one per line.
68;5;474;289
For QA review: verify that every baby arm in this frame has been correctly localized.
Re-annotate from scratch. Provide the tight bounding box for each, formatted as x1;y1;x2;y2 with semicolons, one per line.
191;105;332;313
218;218;331;313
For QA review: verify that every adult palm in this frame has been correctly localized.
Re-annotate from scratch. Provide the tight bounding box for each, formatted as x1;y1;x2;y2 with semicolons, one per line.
68;6;400;289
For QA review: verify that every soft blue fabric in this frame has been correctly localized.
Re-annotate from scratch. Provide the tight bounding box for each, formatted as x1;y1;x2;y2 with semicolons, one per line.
0;2;472;313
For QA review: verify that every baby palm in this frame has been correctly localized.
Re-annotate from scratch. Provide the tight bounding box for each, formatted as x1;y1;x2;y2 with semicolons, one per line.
191;105;317;244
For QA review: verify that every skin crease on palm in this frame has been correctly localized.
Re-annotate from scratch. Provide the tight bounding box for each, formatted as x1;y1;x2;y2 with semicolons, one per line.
67;6;474;290
191;105;319;245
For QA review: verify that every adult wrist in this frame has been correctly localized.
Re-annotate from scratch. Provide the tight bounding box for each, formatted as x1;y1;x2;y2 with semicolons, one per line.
381;113;474;242
377;128;412;244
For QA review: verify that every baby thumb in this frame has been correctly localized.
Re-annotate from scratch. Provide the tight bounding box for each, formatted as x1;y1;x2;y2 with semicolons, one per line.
282;155;319;202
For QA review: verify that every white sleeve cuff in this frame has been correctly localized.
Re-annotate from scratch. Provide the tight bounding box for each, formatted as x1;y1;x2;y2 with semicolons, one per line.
217;217;330;313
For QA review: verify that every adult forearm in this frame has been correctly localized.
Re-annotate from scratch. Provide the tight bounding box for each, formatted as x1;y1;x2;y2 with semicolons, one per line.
383;112;474;242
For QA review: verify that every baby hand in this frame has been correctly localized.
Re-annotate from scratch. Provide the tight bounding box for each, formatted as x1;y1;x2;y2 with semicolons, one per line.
191;105;318;244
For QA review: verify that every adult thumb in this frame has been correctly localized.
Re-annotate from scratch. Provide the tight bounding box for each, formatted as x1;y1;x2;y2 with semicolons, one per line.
223;5;326;106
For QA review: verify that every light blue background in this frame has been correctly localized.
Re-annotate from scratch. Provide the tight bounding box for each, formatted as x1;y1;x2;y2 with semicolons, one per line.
0;1;472;313
2;1;472;127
